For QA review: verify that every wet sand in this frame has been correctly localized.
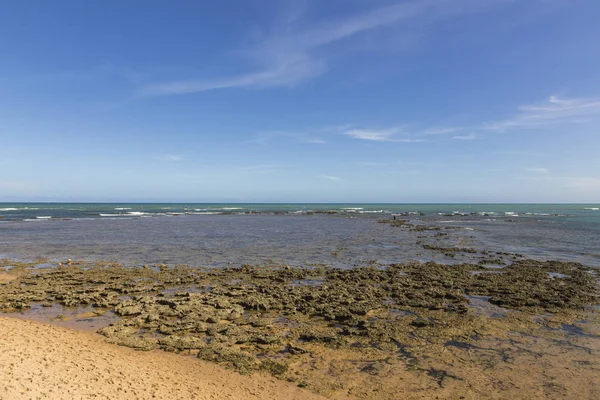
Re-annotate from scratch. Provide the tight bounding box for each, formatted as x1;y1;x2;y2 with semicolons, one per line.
0;316;327;400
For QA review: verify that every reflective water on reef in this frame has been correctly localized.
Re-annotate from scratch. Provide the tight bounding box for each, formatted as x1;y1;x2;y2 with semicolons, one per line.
0;213;599;267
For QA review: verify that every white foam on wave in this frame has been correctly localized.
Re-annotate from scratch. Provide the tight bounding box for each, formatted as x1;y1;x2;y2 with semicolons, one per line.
217;207;243;210
504;212;518;216
451;211;469;216
24;217;50;221
0;208;18;211
584;207;599;211
114;207;131;210
126;211;148;216
190;211;221;215
99;214;137;219
341;208;364;211
358;210;388;214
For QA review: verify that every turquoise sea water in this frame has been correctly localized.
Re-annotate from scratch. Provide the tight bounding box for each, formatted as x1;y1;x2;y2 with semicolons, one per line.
1;203;598;225
1;203;598;267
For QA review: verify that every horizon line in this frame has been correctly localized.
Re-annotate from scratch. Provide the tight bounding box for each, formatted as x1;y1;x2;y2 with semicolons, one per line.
0;201;597;205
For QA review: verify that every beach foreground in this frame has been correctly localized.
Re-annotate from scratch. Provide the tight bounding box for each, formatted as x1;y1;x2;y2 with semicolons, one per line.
0;316;326;400
1;258;599;399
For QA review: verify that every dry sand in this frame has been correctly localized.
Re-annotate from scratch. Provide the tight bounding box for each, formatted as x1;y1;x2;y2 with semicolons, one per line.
0;316;327;400
0;273;17;285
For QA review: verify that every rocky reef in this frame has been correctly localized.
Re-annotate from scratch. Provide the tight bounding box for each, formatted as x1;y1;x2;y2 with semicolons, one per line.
1;257;598;397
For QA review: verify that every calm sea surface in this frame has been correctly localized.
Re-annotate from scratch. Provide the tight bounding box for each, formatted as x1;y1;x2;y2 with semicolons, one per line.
1;203;598;267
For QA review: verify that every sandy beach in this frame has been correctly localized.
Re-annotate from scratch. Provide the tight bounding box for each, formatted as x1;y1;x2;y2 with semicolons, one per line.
0;316;327;400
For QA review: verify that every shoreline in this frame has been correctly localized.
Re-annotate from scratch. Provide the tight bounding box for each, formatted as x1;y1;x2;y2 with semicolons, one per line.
1;258;599;399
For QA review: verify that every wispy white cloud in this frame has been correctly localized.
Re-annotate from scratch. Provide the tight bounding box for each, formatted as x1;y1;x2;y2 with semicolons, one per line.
335;94;600;145
451;133;477;140
139;0;512;96
524;167;549;174
420;127;462;136
155;154;183;162
484;95;600;131
320;175;342;181
339;95;600;145
342;128;425;143
343;128;398;141
303;137;327;144
139;56;325;95
337;123;462;142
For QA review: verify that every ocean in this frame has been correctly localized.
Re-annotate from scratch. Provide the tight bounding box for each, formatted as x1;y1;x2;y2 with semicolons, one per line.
0;202;599;221
1;203;599;267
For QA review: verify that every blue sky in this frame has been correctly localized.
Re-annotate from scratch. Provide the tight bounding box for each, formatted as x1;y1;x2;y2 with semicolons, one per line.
1;0;599;202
